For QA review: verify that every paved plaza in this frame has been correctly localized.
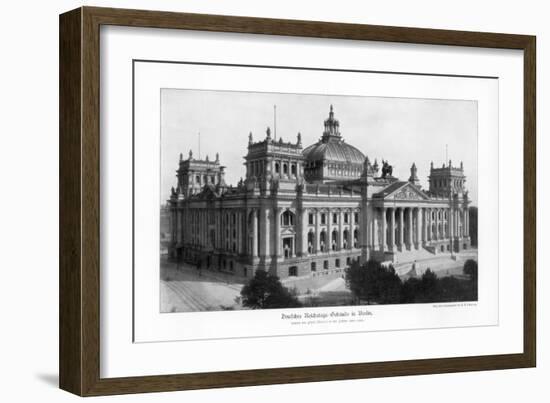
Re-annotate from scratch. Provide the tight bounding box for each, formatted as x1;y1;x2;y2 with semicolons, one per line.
160;248;477;312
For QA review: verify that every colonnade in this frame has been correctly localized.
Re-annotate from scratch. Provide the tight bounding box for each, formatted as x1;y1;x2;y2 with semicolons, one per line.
375;206;469;252
174;203;471;263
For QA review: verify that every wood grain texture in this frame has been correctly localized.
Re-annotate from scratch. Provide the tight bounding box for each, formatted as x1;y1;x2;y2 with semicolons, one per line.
59;6;537;396
59;8;82;396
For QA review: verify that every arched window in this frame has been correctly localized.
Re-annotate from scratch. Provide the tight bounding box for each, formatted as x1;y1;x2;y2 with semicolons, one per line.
196;175;201;184
353;229;359;248
291;164;297;177
281;210;295;226
343;229;349;249
308;231;314;253
331;230;338;251
275;162;280;174
320;231;326;252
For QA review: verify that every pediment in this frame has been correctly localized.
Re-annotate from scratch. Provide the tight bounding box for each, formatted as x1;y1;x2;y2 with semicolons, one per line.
281;227;296;235
381;182;429;201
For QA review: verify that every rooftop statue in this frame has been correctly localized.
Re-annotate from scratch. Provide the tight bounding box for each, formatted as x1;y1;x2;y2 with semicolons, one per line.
381;160;393;178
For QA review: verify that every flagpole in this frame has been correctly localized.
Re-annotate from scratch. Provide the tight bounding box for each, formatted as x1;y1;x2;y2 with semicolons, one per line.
273;105;277;141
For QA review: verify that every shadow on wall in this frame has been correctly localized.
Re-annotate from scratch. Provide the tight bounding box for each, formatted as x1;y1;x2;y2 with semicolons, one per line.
35;373;58;388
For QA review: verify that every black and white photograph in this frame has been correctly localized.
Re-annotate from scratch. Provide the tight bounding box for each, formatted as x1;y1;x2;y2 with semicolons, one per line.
160;89;479;313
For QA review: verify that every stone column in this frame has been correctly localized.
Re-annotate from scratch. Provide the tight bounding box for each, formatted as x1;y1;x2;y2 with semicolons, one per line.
252;209;258;257
301;208;308;256
398;208;404;251
202;211;205;246
373;211;379;249
465;208;469;238
195;210;200;246
369;209;374;249
381;207;387;252
315;210;320;253
407;208;413;249
389;208;395;252
434;208;439;241
217;212;221;249
274;207;281;259
237;210;242;254
204;210;208;247
327;209;332;251
422;208;428;245
259;207;270;258
200;211;203;246
429;208;433;241
416;208;422;249
456;209;464;239
448;209;451;240
449;207;454;249
461;209;466;238
338;209;344;250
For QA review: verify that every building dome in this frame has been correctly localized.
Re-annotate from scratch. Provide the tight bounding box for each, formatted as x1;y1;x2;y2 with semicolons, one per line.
302;140;365;165
302;105;366;183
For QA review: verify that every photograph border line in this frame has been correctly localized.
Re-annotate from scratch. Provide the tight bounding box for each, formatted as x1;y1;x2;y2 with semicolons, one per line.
133;58;490;344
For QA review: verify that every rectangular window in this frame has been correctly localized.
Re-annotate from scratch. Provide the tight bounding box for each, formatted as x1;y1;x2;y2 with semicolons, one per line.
308;213;314;225
324;260;329;270
321;213;326;225
333;213;338;224
311;262;316;271
346;257;351;265
335;258;340;268
344;213;349;223
354;212;359;223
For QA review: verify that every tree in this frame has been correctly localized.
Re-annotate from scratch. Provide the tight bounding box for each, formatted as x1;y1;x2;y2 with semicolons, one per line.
241;270;301;309
463;259;478;300
463;259;478;279
401;277;421;303
469;207;478;247
345;259;402;304
419;268;441;302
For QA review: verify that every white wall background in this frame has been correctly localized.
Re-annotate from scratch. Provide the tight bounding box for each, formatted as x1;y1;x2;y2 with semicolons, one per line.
0;0;546;401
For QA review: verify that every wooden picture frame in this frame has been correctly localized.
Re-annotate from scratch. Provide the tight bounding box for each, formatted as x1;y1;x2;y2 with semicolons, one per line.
59;6;536;396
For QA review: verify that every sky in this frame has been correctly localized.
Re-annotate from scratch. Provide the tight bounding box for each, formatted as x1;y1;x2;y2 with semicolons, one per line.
160;89;478;205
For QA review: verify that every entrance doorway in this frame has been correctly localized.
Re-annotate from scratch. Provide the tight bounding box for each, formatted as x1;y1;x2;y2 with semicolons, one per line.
283;237;294;258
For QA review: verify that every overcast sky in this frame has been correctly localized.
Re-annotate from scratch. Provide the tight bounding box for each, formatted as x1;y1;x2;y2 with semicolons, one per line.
161;89;478;205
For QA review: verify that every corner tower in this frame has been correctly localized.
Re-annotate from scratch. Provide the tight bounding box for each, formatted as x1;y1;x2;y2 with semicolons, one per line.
428;160;466;197
176;151;224;197
244;127;304;183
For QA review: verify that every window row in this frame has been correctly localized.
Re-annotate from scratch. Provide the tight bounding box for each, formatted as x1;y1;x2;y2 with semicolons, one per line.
307;211;360;225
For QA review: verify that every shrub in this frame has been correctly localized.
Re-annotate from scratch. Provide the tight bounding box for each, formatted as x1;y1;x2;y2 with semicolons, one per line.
241;270;302;309
345;259;402;304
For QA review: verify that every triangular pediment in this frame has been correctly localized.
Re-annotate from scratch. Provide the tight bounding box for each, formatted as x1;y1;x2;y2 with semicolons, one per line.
377;182;429;201
281;227;296;235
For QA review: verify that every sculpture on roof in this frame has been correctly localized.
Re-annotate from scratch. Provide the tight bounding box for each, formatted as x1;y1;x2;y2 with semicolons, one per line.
381;160;393;178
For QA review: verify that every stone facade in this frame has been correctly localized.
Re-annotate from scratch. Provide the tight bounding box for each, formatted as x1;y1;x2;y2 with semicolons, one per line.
168;106;472;279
